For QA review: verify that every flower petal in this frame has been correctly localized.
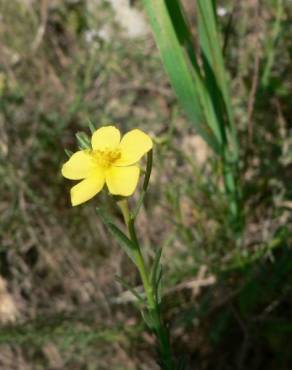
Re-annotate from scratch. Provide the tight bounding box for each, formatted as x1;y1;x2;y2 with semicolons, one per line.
91;126;121;151
116;129;153;166
70;171;105;206
62;150;94;180
106;165;140;196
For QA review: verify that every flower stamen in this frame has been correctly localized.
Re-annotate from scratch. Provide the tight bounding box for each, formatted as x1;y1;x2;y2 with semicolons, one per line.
92;148;121;168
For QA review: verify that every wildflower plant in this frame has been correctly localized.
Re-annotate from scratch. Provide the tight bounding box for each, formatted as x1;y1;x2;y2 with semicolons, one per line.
62;125;174;369
61;1;248;367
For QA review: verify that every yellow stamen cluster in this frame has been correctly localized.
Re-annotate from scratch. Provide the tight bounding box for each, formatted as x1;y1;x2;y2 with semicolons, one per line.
92;148;121;168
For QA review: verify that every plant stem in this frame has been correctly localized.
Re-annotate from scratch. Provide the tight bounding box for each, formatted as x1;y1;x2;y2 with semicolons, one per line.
117;199;174;369
261;0;283;87
130;219;173;370
222;148;243;235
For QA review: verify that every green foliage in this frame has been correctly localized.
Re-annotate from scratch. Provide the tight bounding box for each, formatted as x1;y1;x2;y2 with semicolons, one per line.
76;131;91;149
142;0;219;152
96;207;137;264
142;0;242;228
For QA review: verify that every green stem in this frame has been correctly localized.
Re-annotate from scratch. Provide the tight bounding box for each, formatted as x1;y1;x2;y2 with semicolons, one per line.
117;199;174;369
130;218;173;370
222;147;243;235
117;151;173;369
261;0;283;87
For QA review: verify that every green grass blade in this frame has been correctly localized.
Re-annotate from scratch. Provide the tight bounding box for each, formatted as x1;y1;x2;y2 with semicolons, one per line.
143;0;242;227
142;0;221;154
261;0;284;88
196;0;239;159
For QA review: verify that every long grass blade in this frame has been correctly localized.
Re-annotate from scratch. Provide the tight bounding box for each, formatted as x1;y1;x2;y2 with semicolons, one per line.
196;0;239;159
142;0;221;154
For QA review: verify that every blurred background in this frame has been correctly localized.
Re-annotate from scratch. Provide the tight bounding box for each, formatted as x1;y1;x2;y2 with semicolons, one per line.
0;0;291;369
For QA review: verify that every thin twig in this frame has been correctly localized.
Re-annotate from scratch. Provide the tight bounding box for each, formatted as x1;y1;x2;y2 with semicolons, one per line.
32;0;48;52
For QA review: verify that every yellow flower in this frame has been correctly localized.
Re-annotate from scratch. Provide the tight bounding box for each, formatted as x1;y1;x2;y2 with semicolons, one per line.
62;126;153;206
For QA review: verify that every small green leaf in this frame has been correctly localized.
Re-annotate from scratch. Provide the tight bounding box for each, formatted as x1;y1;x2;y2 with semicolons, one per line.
115;276;145;305
76;131;91;149
87;119;96;134
150;247;163;286
141;310;157;330
64;149;73;158
96;208;136;264
155;268;163;305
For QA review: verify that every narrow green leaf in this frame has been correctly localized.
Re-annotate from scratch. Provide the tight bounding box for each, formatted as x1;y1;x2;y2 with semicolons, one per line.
163;0;226;148
87;119;97;134
143;0;242;226
115;276;145;305
64;149;73;158
155;267;163;305
261;0;284;88
196;0;239;158
76;131;91;150
142;0;221;154
150;247;163;286
131;150;153;219
96;208;136;264
149;248;163;305
141;309;157;330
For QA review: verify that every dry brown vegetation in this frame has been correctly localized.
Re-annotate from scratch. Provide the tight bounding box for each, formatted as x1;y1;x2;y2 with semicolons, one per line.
0;0;291;369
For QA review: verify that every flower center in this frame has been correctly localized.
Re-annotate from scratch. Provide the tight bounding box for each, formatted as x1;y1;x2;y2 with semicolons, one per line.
91;148;121;168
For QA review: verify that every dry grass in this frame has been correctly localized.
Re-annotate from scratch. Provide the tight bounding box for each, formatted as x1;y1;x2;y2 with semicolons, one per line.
0;0;291;369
